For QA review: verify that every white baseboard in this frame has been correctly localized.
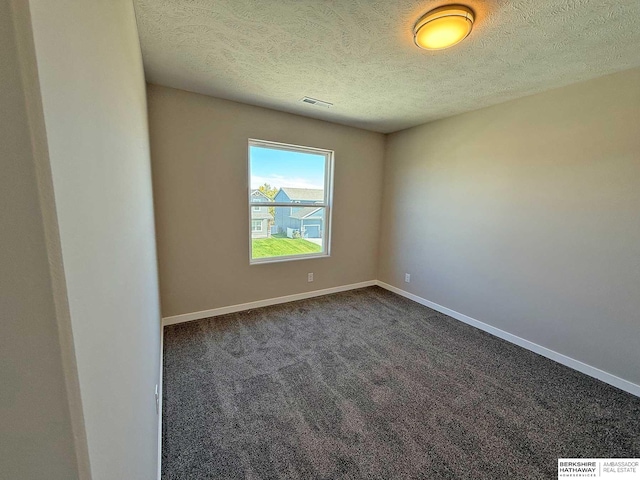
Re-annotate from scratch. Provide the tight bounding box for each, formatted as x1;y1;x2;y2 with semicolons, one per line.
159;278;639;398
161;280;377;327
375;281;640;398
157;323;163;480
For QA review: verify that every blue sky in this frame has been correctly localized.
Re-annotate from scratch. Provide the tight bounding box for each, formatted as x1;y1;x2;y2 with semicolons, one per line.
250;145;325;190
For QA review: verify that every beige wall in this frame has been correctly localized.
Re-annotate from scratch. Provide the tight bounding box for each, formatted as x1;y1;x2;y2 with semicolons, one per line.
379;68;640;386
148;85;385;317
0;2;84;478
27;1;162;479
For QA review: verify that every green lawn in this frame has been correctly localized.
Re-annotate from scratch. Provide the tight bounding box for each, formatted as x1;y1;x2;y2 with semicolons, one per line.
252;234;321;259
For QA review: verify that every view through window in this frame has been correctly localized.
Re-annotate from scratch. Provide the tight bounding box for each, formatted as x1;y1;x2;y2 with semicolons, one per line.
249;139;333;263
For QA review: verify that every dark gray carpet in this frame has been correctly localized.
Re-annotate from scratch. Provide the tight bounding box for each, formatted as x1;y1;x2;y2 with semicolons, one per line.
162;286;640;479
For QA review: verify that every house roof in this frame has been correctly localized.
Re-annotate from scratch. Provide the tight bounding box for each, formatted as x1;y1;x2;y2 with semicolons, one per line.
279;187;323;202
289;206;322;220
251;189;273;201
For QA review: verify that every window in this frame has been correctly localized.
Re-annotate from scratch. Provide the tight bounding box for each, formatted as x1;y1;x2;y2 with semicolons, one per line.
248;139;333;263
251;220;263;232
252;206;261;211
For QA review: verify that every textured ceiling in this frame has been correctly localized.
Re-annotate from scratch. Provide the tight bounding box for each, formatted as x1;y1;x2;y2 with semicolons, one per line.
134;0;640;133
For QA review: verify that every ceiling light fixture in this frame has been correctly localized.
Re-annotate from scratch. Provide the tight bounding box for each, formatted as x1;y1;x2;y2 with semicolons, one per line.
413;5;474;51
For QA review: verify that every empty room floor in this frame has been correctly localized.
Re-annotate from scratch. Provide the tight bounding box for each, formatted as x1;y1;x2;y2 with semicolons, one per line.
161;287;640;479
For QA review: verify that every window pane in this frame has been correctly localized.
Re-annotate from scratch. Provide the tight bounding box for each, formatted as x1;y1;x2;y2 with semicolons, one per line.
251;219;263;232
251;207;326;260
249;140;332;263
249;145;326;201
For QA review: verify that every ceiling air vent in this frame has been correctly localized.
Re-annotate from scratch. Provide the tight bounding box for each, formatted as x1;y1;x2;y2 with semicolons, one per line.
300;96;333;108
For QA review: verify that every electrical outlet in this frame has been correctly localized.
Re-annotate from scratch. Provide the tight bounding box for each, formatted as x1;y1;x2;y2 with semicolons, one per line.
405;273;411;283
155;384;159;414
308;272;314;282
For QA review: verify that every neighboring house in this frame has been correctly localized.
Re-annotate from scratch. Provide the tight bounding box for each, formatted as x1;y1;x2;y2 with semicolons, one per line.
274;187;324;238
250;189;274;239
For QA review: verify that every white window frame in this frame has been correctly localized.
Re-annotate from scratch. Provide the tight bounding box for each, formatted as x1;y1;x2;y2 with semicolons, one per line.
251;219;263;232
248;138;334;264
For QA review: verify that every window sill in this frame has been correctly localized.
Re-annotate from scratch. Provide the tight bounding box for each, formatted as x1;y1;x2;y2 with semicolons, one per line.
250;253;331;265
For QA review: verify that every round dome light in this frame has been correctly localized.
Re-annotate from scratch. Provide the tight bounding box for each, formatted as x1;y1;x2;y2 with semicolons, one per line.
414;5;475;50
